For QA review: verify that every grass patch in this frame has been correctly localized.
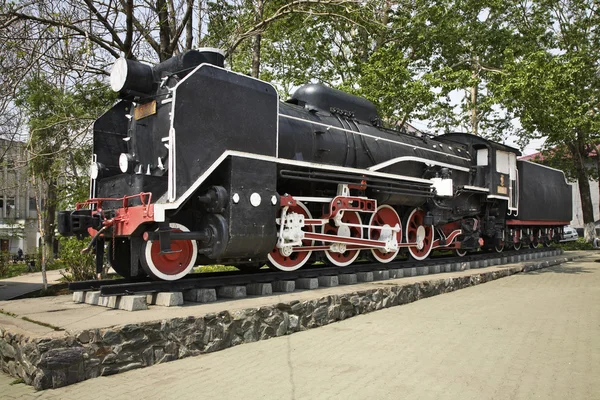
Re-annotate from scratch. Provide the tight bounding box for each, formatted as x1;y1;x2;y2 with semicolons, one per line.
193;265;239;273
10;378;24;385
0;308;18;317
21;316;63;331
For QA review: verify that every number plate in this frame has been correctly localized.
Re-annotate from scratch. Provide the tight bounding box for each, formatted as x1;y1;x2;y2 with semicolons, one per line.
497;186;508;195
134;100;157;120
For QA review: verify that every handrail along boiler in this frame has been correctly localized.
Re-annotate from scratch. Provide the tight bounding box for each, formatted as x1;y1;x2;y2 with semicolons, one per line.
58;49;573;280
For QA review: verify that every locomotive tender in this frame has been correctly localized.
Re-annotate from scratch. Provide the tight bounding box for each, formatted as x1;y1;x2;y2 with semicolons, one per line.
58;49;573;281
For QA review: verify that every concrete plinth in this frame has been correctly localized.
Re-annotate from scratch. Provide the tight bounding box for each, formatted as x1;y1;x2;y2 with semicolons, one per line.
98;297;109;307
389;269;403;279
455;262;469;271
428;265;441;274
119;295;148;311
416;266;428;276
338;274;357;285
356;272;373;282
218;286;247;299
107;296;120;309
149;292;184;307
295;278;318;290
246;283;273;296
73;291;85;303
373;270;389;281
403;267;417;277
84;291;100;305
317;276;339;287
443;264;452;273
183;288;217;303
272;280;295;292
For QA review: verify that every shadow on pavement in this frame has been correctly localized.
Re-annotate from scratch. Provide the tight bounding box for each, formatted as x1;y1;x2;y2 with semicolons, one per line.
528;265;593;275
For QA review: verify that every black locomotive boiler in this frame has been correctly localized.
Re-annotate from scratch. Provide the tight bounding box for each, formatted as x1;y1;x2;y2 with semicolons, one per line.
58;49;573;280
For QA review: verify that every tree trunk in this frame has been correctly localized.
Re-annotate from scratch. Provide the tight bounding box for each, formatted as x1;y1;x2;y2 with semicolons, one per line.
33;178;47;290
470;67;478;136
197;0;203;47
597;147;600;223
43;176;57;263
157;0;172;61
185;0;193;50
250;0;264;78
124;0;134;57
166;0;179;55
572;143;595;242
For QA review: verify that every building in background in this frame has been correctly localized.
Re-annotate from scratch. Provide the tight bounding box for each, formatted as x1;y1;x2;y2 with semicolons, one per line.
0;139;42;255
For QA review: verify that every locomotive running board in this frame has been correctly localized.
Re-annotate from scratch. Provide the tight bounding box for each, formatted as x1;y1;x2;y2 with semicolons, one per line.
154;150;434;222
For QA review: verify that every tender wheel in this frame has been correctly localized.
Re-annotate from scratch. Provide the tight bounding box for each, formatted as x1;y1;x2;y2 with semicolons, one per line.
140;223;198;281
543;229;552;247
530;229;540;248
513;241;522;251
267;201;314;271
406;208;434;261
494;230;505;253
324;211;363;266
455;248;467;257
368;205;401;263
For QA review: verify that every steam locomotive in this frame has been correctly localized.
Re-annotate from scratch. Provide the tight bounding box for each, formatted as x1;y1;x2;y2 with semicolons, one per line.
58;49;573;281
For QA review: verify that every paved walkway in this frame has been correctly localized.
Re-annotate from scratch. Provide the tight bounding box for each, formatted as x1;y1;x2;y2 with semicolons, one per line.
0;270;64;301
2;256;599;399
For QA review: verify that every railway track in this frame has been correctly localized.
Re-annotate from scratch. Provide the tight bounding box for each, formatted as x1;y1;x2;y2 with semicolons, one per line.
69;247;558;297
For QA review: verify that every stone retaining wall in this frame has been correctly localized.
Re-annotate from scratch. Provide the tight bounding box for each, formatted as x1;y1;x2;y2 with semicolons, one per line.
0;255;575;390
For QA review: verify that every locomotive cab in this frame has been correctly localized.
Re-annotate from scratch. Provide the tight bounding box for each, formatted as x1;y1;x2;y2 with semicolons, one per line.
436;133;520;214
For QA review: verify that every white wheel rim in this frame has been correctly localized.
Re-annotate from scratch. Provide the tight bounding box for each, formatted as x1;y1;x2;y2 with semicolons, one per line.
406;208;433;261
325;211;362;267
456;249;467;257
267;201;313;271
142;223;197;281
368;205;401;263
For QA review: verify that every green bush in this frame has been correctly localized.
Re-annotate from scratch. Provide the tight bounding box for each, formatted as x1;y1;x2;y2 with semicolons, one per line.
0;251;10;278
58;237;97;282
555;238;594;251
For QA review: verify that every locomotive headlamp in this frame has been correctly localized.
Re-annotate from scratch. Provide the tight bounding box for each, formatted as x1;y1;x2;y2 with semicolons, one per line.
119;153;135;173
90;162;105;180
110;58;154;94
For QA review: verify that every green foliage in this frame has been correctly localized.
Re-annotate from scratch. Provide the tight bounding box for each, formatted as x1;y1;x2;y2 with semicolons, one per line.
57;237;96;282
556;238;594;251
193;264;239;273
0;251;13;278
16;77;116;181
16;76;117;262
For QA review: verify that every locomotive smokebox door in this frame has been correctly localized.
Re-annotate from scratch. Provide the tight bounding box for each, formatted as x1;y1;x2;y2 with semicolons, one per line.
220;157;278;258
